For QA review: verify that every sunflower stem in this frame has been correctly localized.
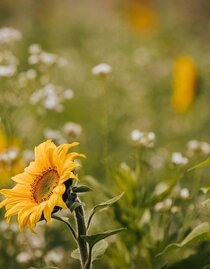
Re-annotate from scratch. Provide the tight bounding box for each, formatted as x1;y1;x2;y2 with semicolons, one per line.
74;198;89;268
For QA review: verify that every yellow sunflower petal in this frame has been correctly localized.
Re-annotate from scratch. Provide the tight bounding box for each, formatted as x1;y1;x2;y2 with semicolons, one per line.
43;205;52;224
0;140;85;232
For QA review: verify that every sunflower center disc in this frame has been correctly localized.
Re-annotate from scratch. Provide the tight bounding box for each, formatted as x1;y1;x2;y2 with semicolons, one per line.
33;170;59;203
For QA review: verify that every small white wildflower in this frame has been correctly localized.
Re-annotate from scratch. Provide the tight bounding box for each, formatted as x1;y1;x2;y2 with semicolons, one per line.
164;198;172;209
146;132;156;148
40;52;57;65
180;188;190;199
130;129;143;142
171;206;180;214
200;142;210;155
16;252;32;264
26;69;37;80
92;63;112;76
29;43;42;54
0;27;22;45
44;248;64;264
131;130;156;148
6;148;19;160
0;148;18;162
186;140;210;156
63;122;82;137
171;152;188;165
0;65;16;77
154;202;164;212
44;128;66;144
63;89;74;99
28;54;39;65
187;140;200;151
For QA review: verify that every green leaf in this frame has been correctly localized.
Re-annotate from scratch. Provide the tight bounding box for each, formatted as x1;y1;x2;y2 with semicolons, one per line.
188;157;210;172
87;193;124;229
73;185;92;193
71;248;80;260
157;222;210;256
81;228;126;248
154;223;210;269
93;192;124;213
146;180;176;207
92;240;108;261
70;201;85;212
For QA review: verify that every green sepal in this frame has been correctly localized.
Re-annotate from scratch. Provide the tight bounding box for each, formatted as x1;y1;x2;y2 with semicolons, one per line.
70;201;85;212
73;185;92;193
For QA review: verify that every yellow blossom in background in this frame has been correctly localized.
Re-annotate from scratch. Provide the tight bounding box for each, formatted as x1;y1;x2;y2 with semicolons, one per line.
0;129;23;185
124;1;158;34
0;140;85;232
171;55;197;113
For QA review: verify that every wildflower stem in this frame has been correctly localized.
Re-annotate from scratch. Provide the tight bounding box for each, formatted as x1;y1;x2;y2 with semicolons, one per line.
74;199;89;268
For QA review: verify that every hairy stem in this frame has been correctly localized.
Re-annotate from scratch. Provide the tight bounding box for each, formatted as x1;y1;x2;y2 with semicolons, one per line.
74;200;89;268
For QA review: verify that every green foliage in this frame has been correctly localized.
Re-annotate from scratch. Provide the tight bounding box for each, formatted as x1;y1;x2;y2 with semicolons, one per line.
81;228;126;248
72;240;108;262
155;223;210;268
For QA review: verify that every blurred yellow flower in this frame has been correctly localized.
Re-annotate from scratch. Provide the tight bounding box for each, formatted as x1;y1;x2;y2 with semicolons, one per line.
0;130;23;184
125;2;158;34
0;140;85;232
171;55;197;113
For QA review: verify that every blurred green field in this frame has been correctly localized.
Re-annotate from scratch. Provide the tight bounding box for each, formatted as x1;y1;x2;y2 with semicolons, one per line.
1;1;210;269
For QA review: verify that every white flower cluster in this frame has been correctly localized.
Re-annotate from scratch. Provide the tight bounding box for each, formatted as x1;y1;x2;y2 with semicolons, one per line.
92;63;112;76
0;147;19;163
28;43;68;67
0;27;22;45
154;198;173;212
44;247;65;265
180;188;190;200
130;129;156;148
18;69;37;87
44;122;82;143
63;121;82;136
0;50;18;77
171;152;188;166
186;140;210;156
30;83;74;112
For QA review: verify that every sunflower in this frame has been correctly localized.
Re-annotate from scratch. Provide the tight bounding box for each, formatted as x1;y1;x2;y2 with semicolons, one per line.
0;140;85;232
171;55;197;113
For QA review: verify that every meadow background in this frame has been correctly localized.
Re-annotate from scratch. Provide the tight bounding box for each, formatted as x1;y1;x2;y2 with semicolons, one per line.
1;0;210;268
